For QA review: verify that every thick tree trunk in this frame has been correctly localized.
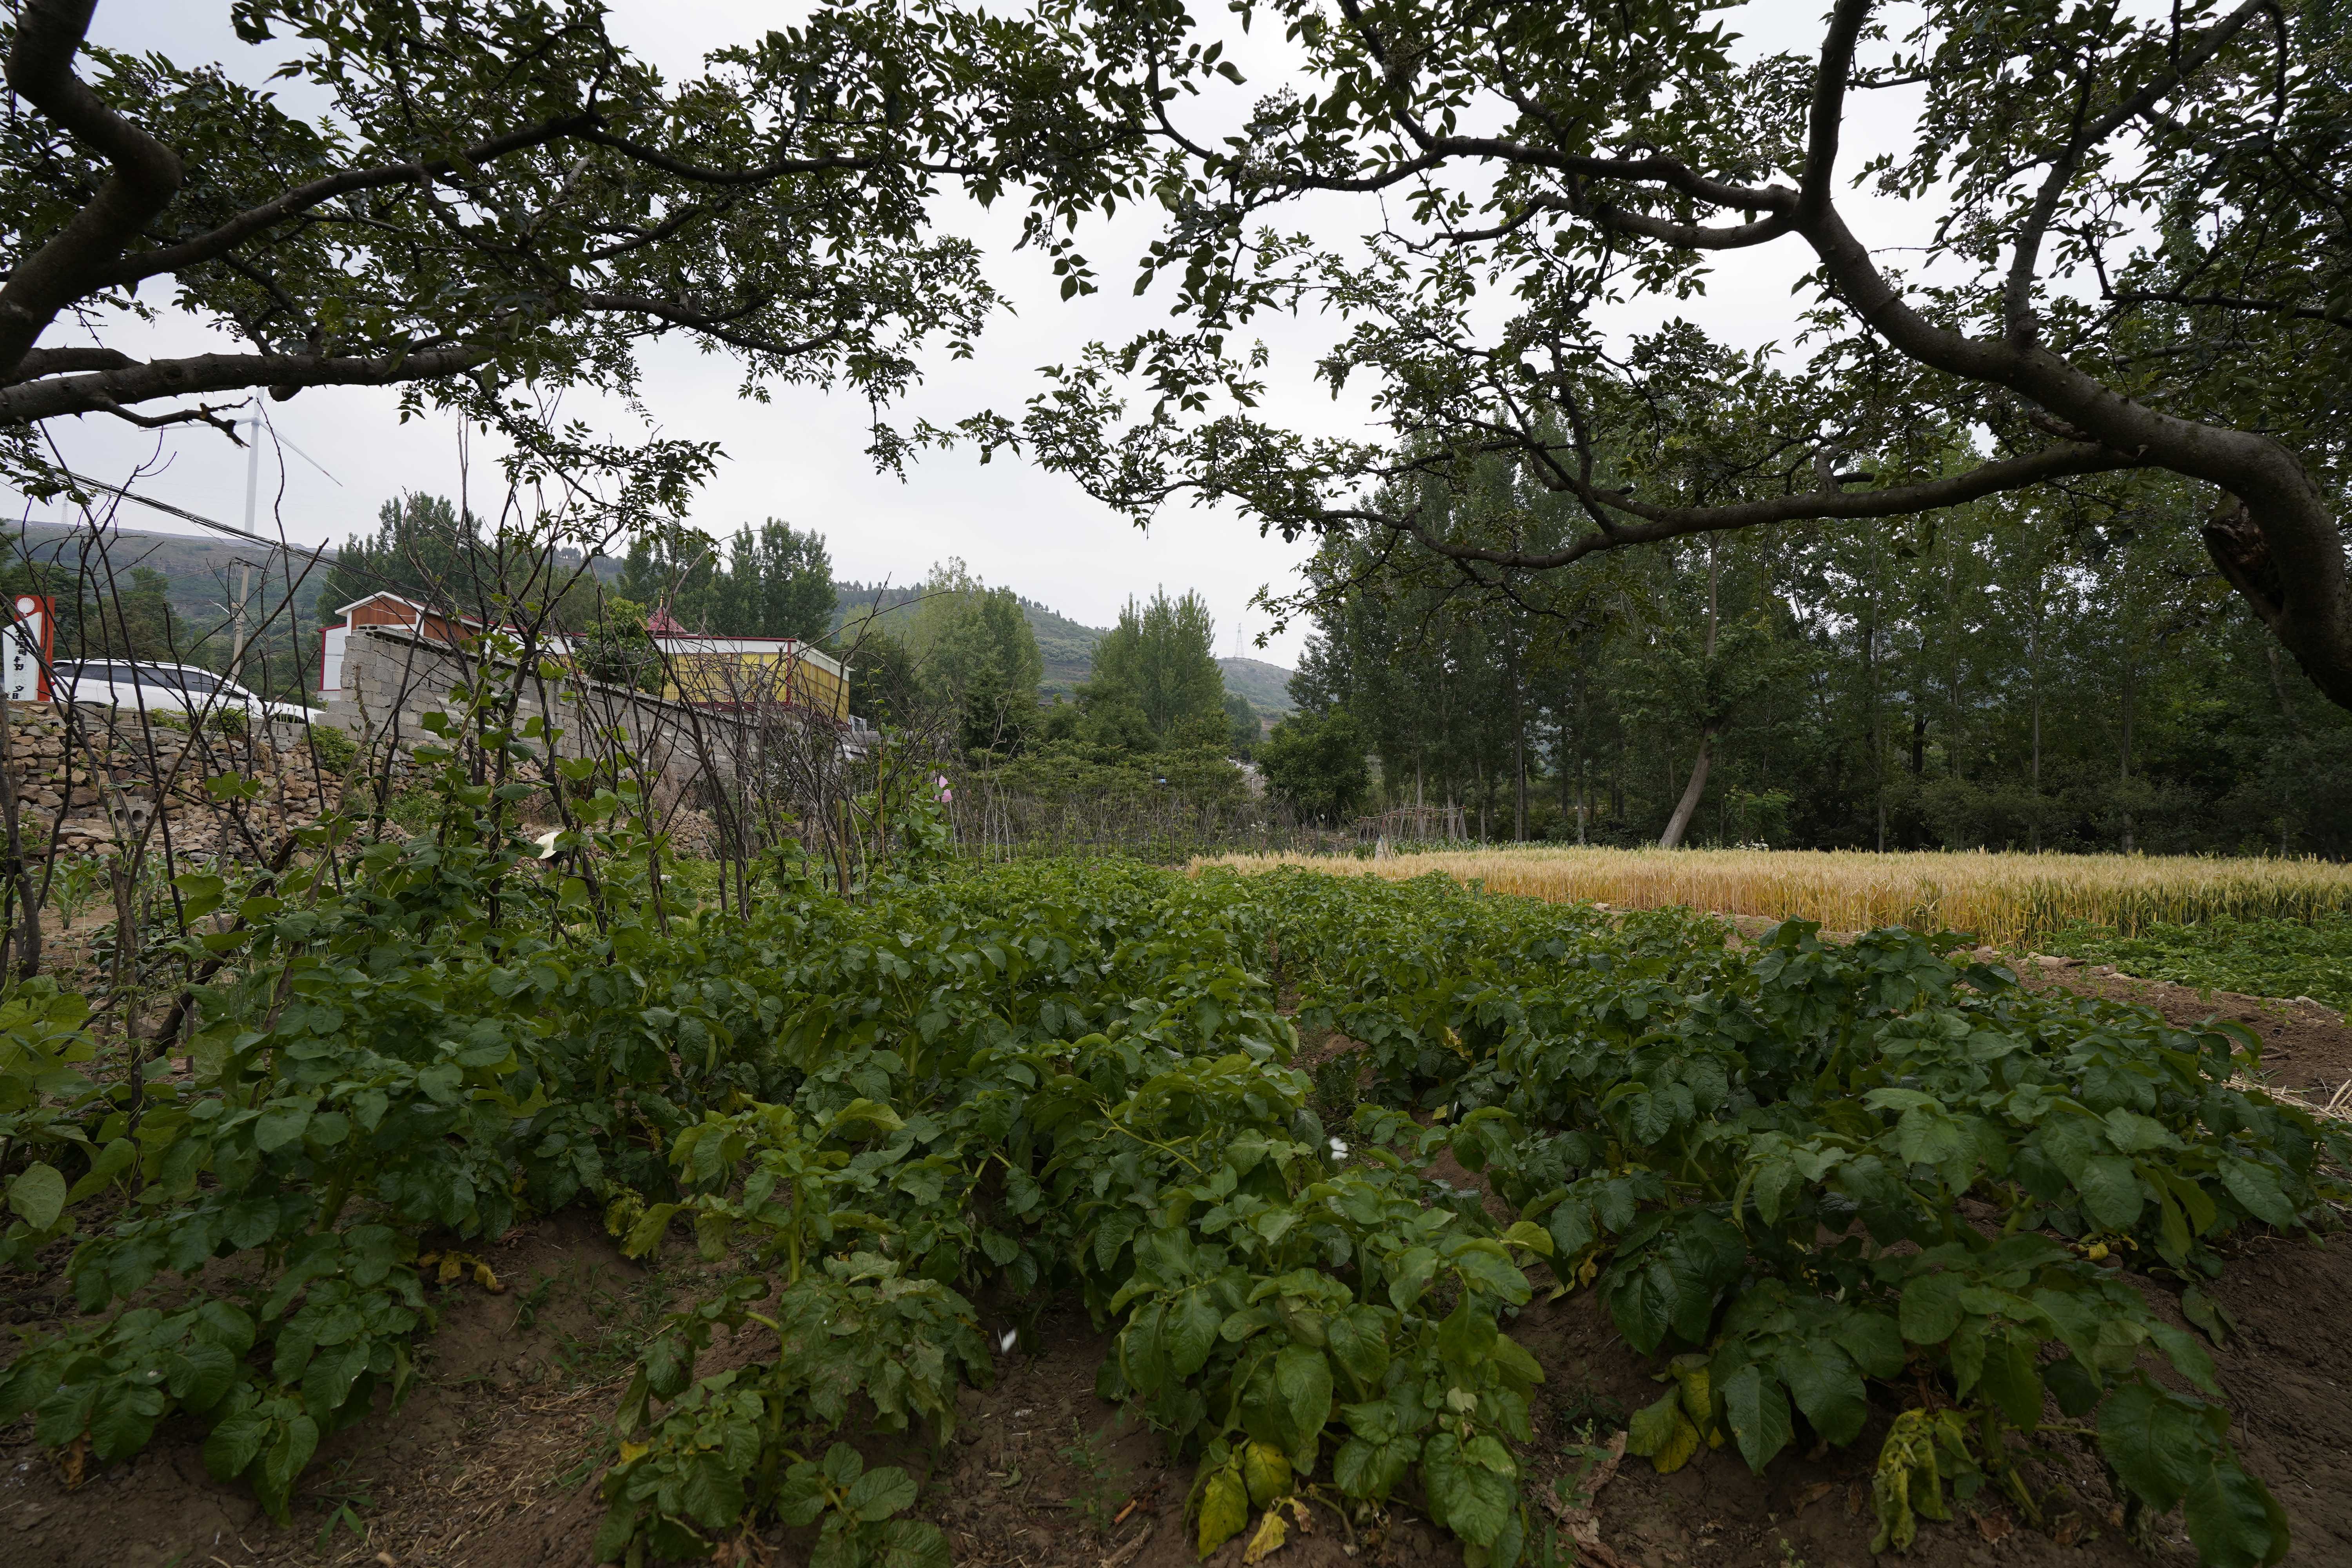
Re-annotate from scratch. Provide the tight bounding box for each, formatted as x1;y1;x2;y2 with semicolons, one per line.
1511;653;1527;841
1657;726;1716;849
1798;181;2352;715
0;2;185;379
2029;574;2044;852
1865;577;1885;852
2119;658;2136;855
2265;644;2305;737
1661;541;1720;849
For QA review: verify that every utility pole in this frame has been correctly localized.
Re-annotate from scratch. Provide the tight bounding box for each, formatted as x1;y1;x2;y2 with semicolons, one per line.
230;412;259;677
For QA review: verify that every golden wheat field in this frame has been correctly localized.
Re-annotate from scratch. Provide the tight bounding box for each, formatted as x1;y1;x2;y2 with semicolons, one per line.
1196;846;2352;947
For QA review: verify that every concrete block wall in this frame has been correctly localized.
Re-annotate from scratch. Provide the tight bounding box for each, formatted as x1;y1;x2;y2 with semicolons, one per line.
334;626;758;789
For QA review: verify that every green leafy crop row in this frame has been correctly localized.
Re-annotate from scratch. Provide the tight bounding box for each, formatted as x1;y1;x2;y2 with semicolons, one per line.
1268;874;2332;1564
2038;915;2352;1016
0;730;2338;1568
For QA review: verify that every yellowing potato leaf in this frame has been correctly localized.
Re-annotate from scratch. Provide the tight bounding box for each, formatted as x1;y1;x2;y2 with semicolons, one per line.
1626;1390;1703;1475
1198;1466;1250;1559
1241;1441;1292;1508
1652;1409;1702;1473
1242;1508;1289;1565
1670;1356;1721;1448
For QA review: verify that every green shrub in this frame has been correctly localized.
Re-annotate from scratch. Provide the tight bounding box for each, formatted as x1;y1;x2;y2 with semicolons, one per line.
301;722;357;777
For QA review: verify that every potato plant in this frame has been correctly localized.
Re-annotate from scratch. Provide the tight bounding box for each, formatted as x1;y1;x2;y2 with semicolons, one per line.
0;757;2336;1568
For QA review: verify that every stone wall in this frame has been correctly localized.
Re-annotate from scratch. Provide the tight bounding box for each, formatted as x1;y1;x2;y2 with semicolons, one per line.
0;622;791;868
0;703;336;860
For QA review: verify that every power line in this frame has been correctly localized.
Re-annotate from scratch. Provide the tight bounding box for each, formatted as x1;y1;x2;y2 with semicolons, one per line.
42;470;332;563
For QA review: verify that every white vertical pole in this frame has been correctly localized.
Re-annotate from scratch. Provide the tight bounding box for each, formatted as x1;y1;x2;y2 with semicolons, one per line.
231;412;259;675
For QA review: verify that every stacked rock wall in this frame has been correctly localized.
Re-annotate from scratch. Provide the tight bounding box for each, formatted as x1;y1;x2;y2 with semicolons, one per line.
0;703;338;860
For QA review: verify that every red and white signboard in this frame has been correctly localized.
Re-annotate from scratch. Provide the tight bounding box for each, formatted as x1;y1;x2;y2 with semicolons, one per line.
5;594;51;702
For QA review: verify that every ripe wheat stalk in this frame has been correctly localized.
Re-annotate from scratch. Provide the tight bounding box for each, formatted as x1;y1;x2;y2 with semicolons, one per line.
1195;846;2352;948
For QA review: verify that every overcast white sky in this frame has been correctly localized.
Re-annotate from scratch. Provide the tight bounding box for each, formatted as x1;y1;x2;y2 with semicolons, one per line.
18;2;1925;666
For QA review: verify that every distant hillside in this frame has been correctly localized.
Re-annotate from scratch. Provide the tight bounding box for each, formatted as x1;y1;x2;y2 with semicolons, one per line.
9;519;331;622
1019;596;1104;697
3;519;618;625
824;579;923;644
833;583;1107;697
1219;657;1296;717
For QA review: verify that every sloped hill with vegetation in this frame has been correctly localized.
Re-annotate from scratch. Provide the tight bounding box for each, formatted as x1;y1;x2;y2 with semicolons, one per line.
1217;655;1296;716
1021;597;1104;696
12;520;325;623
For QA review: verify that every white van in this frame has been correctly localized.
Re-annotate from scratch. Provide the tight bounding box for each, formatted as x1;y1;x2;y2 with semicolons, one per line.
51;661;313;725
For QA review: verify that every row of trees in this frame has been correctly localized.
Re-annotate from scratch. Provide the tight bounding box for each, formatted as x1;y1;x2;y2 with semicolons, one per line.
1283;465;2352;855
845;571;1263;808
322;500;838;644
612;522;837;643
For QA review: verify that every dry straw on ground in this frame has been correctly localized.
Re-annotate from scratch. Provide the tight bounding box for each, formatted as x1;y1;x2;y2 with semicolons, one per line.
1195;846;2352;948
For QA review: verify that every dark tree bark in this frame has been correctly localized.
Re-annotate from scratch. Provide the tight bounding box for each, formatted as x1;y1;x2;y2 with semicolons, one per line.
1659;542;1720;849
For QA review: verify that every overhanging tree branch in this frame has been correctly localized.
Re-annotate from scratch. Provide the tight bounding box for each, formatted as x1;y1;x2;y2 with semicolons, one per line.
1337;441;2143;571
96;112;604;289
0;0;185;378
0;346;495;424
